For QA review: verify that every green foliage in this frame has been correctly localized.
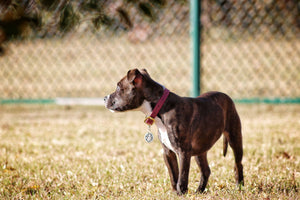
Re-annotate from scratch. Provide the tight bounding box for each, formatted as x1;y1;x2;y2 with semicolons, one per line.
0;0;299;41
39;0;59;10
138;2;156;21
80;0;100;12
117;7;133;29
59;4;79;33
92;15;112;30
152;0;167;7
0;0;40;39
0;0;187;39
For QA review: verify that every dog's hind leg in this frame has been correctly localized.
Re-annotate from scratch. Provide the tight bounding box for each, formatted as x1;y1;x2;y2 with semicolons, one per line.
229;136;244;188
227;113;244;188
195;152;211;193
163;146;179;192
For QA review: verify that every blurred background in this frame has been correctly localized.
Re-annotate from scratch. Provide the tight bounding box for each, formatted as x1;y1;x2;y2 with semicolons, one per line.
0;0;299;102
0;1;299;199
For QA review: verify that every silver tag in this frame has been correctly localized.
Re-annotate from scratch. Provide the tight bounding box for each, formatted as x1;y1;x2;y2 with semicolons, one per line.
145;132;153;143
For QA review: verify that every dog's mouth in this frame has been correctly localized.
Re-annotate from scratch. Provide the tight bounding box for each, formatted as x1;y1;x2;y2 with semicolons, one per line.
104;95;125;113
108;107;123;113
108;106;130;112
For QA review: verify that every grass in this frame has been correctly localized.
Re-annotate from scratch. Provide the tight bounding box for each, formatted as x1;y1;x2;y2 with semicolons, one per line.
0;104;299;199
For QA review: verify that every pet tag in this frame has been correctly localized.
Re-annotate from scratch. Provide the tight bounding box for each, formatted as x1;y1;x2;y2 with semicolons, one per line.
145;132;153;143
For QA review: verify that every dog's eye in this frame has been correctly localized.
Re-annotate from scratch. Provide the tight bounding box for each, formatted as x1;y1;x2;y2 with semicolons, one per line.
116;85;124;92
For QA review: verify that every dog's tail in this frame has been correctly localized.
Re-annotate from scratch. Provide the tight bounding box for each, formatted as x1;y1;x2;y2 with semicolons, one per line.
223;136;228;157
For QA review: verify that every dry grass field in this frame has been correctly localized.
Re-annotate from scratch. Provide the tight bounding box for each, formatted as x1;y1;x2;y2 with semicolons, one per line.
0;104;299;199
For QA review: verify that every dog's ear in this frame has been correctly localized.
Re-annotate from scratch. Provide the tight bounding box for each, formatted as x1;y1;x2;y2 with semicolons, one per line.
140;68;151;78
127;69;143;87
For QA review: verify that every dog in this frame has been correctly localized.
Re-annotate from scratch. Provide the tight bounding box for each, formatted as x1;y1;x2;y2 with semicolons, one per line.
104;69;244;194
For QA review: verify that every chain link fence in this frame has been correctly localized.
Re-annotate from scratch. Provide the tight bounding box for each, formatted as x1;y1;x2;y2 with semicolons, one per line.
0;0;299;102
201;0;300;101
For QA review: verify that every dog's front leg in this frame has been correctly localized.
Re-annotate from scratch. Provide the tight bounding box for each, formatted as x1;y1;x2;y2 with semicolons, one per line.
163;146;179;192
176;152;191;195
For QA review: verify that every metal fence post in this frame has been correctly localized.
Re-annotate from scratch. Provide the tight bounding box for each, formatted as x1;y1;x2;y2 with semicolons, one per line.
190;0;201;97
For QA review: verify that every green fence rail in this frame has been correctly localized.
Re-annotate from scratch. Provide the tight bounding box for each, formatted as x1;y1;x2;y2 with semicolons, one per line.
190;0;201;97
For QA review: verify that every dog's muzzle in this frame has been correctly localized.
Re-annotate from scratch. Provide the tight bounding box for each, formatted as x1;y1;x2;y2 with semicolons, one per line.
104;95;116;113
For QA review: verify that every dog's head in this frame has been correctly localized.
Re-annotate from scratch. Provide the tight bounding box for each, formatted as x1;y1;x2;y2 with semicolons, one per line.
104;68;151;112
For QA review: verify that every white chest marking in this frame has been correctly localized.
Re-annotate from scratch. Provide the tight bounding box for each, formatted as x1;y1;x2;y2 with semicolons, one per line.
138;100;175;152
155;118;175;152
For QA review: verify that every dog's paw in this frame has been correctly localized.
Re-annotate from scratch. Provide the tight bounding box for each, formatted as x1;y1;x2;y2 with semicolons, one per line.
176;184;188;195
236;181;244;191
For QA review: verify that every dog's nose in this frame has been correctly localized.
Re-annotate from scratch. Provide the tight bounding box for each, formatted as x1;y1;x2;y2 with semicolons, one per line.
104;95;108;103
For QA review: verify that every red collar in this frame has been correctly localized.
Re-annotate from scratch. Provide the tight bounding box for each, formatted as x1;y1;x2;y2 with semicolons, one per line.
144;88;170;126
